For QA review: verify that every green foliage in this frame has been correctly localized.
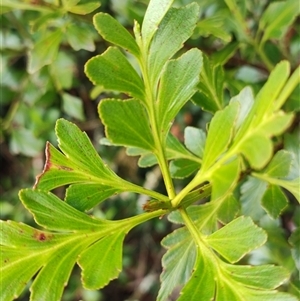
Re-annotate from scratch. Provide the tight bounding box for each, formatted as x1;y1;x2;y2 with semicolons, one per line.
1;0;299;300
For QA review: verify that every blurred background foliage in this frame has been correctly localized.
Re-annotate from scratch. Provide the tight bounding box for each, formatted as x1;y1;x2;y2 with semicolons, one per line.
1;0;299;300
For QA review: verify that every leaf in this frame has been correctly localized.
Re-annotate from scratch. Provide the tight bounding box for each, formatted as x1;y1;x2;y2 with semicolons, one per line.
66;23;95;52
141;0;174;49
210;156;241;202
193;55;225;113
34;119;144;211
28;29;62;74
195;14;231;42
177;250;215;301
240;176;267;221
157;227;197;301
35;119;121;190
264;150;294;178
85;47;145;100
62;93;85;121
239;133;273;169
170;159;199;179
230;86;254;131
148;3;199;85
184;126;206;158
235;61;290;140
211;42;239;65
157;49;202;136
10;128;44;157
66;1;100;15
65;184;120;211
93;13;140;57
19;189;109;231
217;194;240;224
79;232;126;289
261;185;288;219
289;228;300;271
222;264;290;290
259;0;300;43
201;101;239;171
206;216;267;263
99;98;155;151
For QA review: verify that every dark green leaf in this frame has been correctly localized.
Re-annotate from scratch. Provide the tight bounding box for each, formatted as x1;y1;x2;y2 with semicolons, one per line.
193;55;225;113
65;184;120;211
170;159;199;179
85;47;145;100
157;49;202;136
261;185;288;219
99;98;155;150
148;3;199;85
93;13;140;57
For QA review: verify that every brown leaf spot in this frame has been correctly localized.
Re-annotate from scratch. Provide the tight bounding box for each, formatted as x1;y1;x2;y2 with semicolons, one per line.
33;230;53;242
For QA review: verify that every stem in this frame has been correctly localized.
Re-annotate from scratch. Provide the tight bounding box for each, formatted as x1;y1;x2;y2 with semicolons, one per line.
179;208;206;247
124;181;170;203
139;52;176;200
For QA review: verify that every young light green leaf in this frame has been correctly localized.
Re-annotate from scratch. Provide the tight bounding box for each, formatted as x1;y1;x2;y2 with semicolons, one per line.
230;86;254;131
157;227;196;301
85;47;145;100
239;133;273;169
28;29;62;74
259;0;299;43
184;126;206;158
99;98;155;151
193;55;225;113
261;185;288;219
206;216;267;263
209;156;241;202
201;101;239;171
157;49;202;136
148;3;199;85
93;13;140;57
141;0;173;49
235;61;290;140
66;1;100;15
79;232;126;289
